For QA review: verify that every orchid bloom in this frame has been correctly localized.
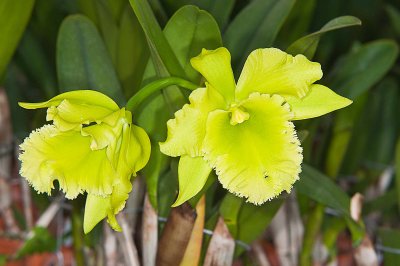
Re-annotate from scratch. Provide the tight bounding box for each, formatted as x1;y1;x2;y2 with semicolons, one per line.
160;47;352;206
19;90;150;233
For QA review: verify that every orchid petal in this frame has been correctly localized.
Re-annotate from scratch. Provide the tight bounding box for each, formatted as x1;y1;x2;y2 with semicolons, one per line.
84;177;132;233
19;125;116;199
190;48;236;101
285;84;353;120
160;84;225;157
236;48;322;100
172;155;212;207
203;93;302;204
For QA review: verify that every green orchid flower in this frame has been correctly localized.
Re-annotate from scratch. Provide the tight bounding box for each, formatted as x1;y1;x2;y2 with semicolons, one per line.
160;47;352;206
19;90;150;233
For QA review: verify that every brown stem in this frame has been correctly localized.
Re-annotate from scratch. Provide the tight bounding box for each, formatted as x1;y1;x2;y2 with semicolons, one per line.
156;203;197;266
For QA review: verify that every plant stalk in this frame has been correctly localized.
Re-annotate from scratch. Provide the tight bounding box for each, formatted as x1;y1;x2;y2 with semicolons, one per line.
125;77;198;112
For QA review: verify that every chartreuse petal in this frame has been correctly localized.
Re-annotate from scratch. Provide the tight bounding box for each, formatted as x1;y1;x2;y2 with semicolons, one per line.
19;90;119;110
285;84;353;120
84;177;132;233
117;124;151;175
19;125;116;199
235;48;323;100
203;93;302;204
82;122;150;232
160;84;226;157
19;90;120;131
172;155;212;207
190;48;236;102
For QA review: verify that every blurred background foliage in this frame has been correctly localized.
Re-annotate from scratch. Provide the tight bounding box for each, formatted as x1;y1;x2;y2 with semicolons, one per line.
1;0;400;265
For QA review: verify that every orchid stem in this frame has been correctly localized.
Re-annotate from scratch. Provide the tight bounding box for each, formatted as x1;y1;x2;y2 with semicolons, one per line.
126;77;198;113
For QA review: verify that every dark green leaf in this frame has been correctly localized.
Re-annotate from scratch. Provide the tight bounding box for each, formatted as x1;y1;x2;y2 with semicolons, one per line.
386;5;400;37
329;40;398;100
219;193;243;237
364;79;399;164
0;0;35;79
117;6;149;98
275;0;317;46
297;164;351;216
325;96;367;177
378;228;400;265
364;189;397;215
396;138;400;213
235;199;283;256
16;30;57;98
16;227;56;258
296;165;364;243
224;0;295;70
129;0;186;78
162;0;235;29
56;15;125;105
287;16;361;59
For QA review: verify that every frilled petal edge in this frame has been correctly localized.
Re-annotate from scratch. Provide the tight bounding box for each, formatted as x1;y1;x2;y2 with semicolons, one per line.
203;93;303;204
19;124;116;199
235;48;322;100
84;177;132;233
160;85;226;157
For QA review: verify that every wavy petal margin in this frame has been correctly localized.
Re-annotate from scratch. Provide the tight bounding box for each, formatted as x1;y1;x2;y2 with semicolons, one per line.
235;48;322;100
203;93;302;204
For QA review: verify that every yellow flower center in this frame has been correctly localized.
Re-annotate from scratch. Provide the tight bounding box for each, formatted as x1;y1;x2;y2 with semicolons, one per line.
229;104;250;125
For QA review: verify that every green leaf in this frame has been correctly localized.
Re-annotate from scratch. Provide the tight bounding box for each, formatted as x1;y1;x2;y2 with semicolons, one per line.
16;227;56;258
129;0;186;78
297;164;351;217
364;79;399;164
235;199;284;256
162;0;235;29
386;5;400;37
287;16;361;59
162;6;222;83
56;15;125;105
219;193;243;237
329;40;399;100
16;30;57;98
157;160;178;218
364;189;397;215
378;228;400;265
396;138;400;213
275;0;317;46
224;0;295;70
296;165;364;243
325;96;367;177
117;6;149;98
0;0;35;80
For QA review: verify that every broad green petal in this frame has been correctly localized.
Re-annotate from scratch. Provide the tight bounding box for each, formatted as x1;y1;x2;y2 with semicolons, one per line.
117;124;151;175
160;85;226;157
190;47;236;101
84;177;132;233
19;125;116;199
203;93;302;204
20;90;121;131
47;100;118;131
19;90;119;111
172;155;212;207
235;48;323;100
285;84;353;120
